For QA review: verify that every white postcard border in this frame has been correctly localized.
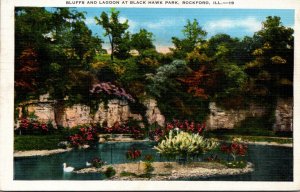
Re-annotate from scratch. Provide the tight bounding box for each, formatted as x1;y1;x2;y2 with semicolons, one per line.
1;0;299;190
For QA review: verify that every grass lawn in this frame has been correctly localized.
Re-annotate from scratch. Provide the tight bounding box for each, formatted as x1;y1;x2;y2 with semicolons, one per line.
205;116;293;144
211;134;293;144
14;134;66;151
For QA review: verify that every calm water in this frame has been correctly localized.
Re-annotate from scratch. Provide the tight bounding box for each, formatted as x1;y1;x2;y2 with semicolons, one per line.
14;142;293;181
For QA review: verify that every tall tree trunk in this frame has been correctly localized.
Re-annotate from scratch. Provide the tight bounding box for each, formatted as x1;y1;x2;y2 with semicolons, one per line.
108;35;114;61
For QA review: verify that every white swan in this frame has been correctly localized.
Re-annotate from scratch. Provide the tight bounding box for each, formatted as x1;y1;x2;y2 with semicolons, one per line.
86;161;92;167
63;163;74;172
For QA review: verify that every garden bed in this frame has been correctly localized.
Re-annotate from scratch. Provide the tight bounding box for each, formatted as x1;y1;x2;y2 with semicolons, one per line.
74;161;254;180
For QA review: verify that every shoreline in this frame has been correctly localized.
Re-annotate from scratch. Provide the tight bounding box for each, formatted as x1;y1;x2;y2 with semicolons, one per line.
13;140;292;157
74;161;254;180
14;148;72;157
243;141;292;148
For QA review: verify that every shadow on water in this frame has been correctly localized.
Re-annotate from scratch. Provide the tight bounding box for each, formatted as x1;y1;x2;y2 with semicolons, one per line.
14;142;293;181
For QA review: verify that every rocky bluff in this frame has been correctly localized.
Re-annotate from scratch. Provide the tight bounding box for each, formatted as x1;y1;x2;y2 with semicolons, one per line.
16;93;292;132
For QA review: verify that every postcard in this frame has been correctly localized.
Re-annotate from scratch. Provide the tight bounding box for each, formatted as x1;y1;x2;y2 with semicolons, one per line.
0;0;299;190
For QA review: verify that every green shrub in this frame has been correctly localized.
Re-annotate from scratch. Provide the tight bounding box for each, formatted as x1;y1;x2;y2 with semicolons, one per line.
221;160;247;168
104;166;116;178
234;116;275;136
143;154;155;177
154;130;219;163
14;135;65;151
120;171;137;177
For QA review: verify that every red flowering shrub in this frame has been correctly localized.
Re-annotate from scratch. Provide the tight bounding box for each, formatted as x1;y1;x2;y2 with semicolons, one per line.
220;138;248;161
150;119;206;141
104;122;144;139
126;147;142;160
17;118;50;135
91;157;105;168
143;154;154;162
149;128;165;142
69;127;98;148
166;119;205;134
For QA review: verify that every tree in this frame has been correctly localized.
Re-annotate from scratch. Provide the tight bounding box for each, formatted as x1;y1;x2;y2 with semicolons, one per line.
15;8;53;102
44;8;103;102
182;36;247;104
245;16;294;99
131;28;155;53
15;7;103;105
171;19;207;58
95;8;129;61
147;60;208;121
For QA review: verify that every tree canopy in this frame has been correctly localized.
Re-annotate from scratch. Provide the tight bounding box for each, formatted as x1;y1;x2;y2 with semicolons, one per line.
15;8;294;123
95;8;129;61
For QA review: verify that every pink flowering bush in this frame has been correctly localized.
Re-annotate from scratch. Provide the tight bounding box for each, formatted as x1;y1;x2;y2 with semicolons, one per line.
90;82;135;102
69;127;98;148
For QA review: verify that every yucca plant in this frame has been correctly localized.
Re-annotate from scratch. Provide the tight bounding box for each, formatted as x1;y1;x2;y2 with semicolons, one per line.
154;130;219;164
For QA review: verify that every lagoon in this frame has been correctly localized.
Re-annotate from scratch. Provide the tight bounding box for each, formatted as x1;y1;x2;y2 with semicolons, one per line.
14;142;293;181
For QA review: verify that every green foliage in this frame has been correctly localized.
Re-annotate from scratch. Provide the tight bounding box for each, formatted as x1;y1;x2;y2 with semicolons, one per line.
221;160;247;168
143;161;154;177
213;62;247;99
206;34;249;66
120;171;137;177
15;7;103;106
234;116;275;136
131;29;155;53
14;135;65;151
95;8;130;60
245;16;294;99
154;131;219;162
171;19;207;58
137;49;161;72
143;155;155;176
147;60;188;98
147;60;209;121
104;166;116;178
15;8;294;133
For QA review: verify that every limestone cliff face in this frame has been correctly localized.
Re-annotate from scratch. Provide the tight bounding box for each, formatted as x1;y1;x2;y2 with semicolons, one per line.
206;100;293;132
17;95;163;128
206;102;267;130
207;102;246;130
144;98;165;127
16;93;293;132
273;98;293;132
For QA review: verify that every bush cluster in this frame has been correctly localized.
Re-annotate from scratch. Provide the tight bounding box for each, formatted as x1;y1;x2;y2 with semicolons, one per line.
104;121;144;139
16;118;54;135
149;119;206;142
68;127;98;148
154;130;219;163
